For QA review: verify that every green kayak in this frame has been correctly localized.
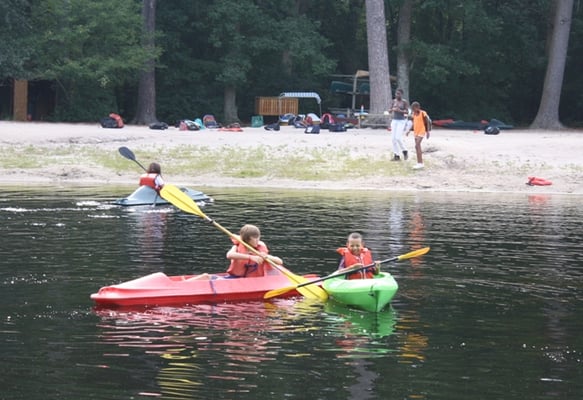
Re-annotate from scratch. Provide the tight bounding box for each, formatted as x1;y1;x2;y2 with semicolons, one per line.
322;272;398;312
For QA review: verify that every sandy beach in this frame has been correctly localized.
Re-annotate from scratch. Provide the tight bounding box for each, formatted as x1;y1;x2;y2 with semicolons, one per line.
0;121;581;194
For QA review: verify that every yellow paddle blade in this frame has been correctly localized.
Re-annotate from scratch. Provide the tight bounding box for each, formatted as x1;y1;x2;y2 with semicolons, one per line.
397;246;430;261
268;265;328;301
160;184;207;220
297;284;328;301
264;285;296;299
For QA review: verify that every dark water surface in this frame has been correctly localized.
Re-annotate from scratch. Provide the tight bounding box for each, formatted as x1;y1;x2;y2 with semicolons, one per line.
1;186;581;399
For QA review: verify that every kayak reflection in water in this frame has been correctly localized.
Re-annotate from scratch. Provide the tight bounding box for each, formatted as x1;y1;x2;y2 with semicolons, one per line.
336;232;381;280
226;224;283;278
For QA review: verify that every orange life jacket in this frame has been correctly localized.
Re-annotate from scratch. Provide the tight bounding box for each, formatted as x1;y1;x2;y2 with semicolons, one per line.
139;173;158;189
336;247;375;280
227;242;270;278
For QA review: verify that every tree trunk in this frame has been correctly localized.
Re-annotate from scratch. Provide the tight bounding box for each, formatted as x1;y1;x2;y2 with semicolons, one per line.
224;85;239;124
530;0;574;130
396;0;412;100
365;0;392;113
132;0;158;125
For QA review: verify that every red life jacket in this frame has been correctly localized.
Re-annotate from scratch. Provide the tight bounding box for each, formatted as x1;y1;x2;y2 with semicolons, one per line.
227;242;270;277
336;247;375;279
139;173;158;189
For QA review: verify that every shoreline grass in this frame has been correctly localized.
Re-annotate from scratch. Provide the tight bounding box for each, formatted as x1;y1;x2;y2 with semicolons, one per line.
1;144;413;181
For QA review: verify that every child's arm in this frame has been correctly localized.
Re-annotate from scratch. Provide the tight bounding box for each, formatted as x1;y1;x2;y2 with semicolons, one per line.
264;254;283;265
227;245;262;264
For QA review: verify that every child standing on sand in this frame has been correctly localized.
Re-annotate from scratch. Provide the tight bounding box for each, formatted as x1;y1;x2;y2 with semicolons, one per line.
407;101;431;170
336;232;380;280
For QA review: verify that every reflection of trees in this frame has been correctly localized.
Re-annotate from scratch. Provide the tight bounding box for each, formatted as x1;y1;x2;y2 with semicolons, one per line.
395;309;428;365
408;206;426;275
527;194;578;398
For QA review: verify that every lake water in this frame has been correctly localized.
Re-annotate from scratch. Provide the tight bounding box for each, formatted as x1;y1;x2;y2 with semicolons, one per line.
1;186;581;399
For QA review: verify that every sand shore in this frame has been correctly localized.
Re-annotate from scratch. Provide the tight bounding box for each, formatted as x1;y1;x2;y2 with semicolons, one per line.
0;121;581;194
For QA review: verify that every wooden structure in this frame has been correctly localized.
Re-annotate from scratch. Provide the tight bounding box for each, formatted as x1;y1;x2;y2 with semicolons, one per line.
359;113;391;129
255;97;298;116
13;79;28;121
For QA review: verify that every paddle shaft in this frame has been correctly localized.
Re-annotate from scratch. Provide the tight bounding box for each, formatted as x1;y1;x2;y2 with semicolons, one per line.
295;258;393;289
118;146;148;172
209;218;301;276
159;184;328;300
263;246;430;299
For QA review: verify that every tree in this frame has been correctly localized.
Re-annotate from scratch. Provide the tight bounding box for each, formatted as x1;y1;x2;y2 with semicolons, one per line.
365;0;392;113
396;0;413;99
133;0;159;125
206;0;334;123
0;0;32;78
23;0;154;121
530;0;574;129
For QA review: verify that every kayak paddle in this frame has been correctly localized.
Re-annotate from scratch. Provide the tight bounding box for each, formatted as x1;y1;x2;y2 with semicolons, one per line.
160;184;329;301
118;146;148;172
264;246;430;299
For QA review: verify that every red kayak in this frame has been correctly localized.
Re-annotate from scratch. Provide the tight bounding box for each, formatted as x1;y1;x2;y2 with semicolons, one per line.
91;271;315;307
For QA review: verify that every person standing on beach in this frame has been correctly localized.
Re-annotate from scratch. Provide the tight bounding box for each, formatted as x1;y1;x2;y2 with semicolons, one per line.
389;89;409;161
407;101;431;169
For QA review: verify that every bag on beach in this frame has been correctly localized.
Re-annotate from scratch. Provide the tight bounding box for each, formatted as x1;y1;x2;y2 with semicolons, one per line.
179;119;199;131
264;122;280;131
304;125;320;134
328;123;346;132
484;125;500;135
149;122;169;130
100;113;124;129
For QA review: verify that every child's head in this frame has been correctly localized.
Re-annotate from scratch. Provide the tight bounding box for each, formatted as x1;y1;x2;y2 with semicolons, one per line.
240;224;261;245
346;232;364;255
395;88;403;99
411;101;420;112
148;162;161;174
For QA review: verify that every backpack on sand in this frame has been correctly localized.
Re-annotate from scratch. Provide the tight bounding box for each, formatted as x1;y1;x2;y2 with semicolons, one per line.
304;125;320;134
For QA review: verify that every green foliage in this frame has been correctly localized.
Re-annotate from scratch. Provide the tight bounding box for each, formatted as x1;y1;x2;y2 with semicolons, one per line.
1;0;582;126
52;80;120;122
1;0;159;121
29;0;153;85
408;0;552;123
0;0;34;78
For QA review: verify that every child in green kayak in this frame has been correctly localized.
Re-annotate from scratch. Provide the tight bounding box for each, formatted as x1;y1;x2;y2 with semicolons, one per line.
336;232;380;279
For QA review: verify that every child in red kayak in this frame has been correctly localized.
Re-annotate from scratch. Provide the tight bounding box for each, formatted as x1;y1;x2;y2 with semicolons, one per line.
336;232;380;279
226;224;283;278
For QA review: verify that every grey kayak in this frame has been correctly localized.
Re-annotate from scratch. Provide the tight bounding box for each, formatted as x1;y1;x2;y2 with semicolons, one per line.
114;185;213;207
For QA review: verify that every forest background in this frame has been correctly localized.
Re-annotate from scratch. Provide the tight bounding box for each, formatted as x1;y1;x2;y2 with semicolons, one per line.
1;0;581;128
